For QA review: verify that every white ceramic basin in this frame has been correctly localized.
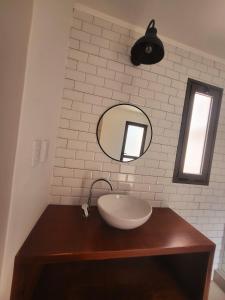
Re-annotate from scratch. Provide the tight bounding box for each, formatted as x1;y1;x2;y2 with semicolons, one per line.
97;194;152;230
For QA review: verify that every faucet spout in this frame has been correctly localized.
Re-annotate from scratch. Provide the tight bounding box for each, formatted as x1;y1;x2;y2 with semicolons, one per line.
81;178;113;217
88;178;113;208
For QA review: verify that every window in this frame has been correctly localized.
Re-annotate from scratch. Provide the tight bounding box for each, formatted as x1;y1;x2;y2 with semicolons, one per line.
173;79;223;185
120;122;147;162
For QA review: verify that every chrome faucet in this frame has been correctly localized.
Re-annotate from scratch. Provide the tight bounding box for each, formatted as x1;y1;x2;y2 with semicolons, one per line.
82;178;113;217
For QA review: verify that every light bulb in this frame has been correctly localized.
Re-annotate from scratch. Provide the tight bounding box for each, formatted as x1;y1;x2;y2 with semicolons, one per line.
145;45;152;54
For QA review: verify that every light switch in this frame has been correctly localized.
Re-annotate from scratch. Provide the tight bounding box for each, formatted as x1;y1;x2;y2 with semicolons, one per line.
32;140;41;167
40;140;49;163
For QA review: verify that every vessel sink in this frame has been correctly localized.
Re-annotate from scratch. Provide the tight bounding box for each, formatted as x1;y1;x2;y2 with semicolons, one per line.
97;194;152;230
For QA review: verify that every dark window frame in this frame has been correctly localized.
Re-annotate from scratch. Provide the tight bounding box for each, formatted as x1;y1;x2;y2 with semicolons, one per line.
120;121;148;162
173;78;223;185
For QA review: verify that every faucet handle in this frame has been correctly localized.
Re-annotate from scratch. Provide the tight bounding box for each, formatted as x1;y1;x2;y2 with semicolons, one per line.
81;203;89;218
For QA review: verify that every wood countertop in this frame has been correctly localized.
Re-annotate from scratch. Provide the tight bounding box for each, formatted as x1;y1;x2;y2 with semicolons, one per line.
17;205;215;264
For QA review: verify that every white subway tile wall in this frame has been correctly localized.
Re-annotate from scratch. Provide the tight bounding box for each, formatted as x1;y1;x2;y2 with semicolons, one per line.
51;8;225;271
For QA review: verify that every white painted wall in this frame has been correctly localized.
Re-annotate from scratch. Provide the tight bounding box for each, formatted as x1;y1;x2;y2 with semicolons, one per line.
0;0;73;299
0;0;33;291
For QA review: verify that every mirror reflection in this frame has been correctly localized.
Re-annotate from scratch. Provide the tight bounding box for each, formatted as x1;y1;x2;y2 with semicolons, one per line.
97;104;152;162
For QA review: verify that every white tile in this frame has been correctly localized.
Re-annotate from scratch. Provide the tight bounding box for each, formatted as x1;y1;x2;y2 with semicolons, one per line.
65;159;84;169
68;49;88;62
109;41;127;54
112;24;130;35
52;186;71;196
80;41;99;55
72;101;92;113
53;157;65;168
74;10;93;23
65;69;85;82
69;120;89;132
115;72;132;84
76;151;95;160
86;74;104;86
122;84;139;95
63;178;83;187
95;86;113;98
63;90;83;102
72;18;82;30
58;128;78;140
97;67;115;79
54;167;73;177
88;54;107;67
91;35;110;49
77;62;97;75
94;17;112;30
70;28;90;43
56;148;74;159
102;29;120;42
82;22;102;36
68;140;87;150
69;38;79;50
75;81;94;94
99;48;117;60
107;61;124;72
61;109;80;121
105;79;122;91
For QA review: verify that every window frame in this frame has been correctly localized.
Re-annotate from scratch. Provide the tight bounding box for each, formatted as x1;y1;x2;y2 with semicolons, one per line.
120;121;147;162
173;78;223;185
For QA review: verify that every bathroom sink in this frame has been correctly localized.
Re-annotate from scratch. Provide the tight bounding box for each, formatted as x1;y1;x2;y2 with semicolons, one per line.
97;194;152;230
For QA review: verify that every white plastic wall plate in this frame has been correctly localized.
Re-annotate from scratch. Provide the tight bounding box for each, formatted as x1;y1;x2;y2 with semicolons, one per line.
32;140;41;167
40;140;49;163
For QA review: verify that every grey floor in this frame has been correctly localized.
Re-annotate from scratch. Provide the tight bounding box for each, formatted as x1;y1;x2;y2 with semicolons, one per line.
209;281;225;300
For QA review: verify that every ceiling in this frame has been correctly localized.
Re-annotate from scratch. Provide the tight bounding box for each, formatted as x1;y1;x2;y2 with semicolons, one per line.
80;0;225;60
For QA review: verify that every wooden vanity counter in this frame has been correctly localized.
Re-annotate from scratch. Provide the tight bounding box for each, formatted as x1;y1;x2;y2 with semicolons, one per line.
10;205;215;300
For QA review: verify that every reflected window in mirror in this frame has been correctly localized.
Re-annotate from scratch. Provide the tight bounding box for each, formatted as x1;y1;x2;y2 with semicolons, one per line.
121;122;147;162
97;104;152;162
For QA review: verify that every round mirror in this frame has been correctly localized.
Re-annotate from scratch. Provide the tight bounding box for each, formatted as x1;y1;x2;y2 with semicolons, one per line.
96;104;153;162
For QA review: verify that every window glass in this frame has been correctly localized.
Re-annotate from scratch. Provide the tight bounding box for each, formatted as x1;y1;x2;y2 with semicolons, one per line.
124;125;145;157
122;157;133;162
173;79;222;185
183;93;212;175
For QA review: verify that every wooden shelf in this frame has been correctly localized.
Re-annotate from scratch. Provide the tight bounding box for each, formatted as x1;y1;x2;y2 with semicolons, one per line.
10;205;215;300
32;257;189;300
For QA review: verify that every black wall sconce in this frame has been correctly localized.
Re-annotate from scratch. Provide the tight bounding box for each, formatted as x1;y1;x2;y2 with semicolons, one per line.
131;19;164;66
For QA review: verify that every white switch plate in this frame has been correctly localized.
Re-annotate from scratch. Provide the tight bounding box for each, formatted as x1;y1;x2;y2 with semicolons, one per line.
32;140;41;167
40;140;49;163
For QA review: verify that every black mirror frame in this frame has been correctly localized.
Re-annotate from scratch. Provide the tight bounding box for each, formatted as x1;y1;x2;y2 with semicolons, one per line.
96;103;153;163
